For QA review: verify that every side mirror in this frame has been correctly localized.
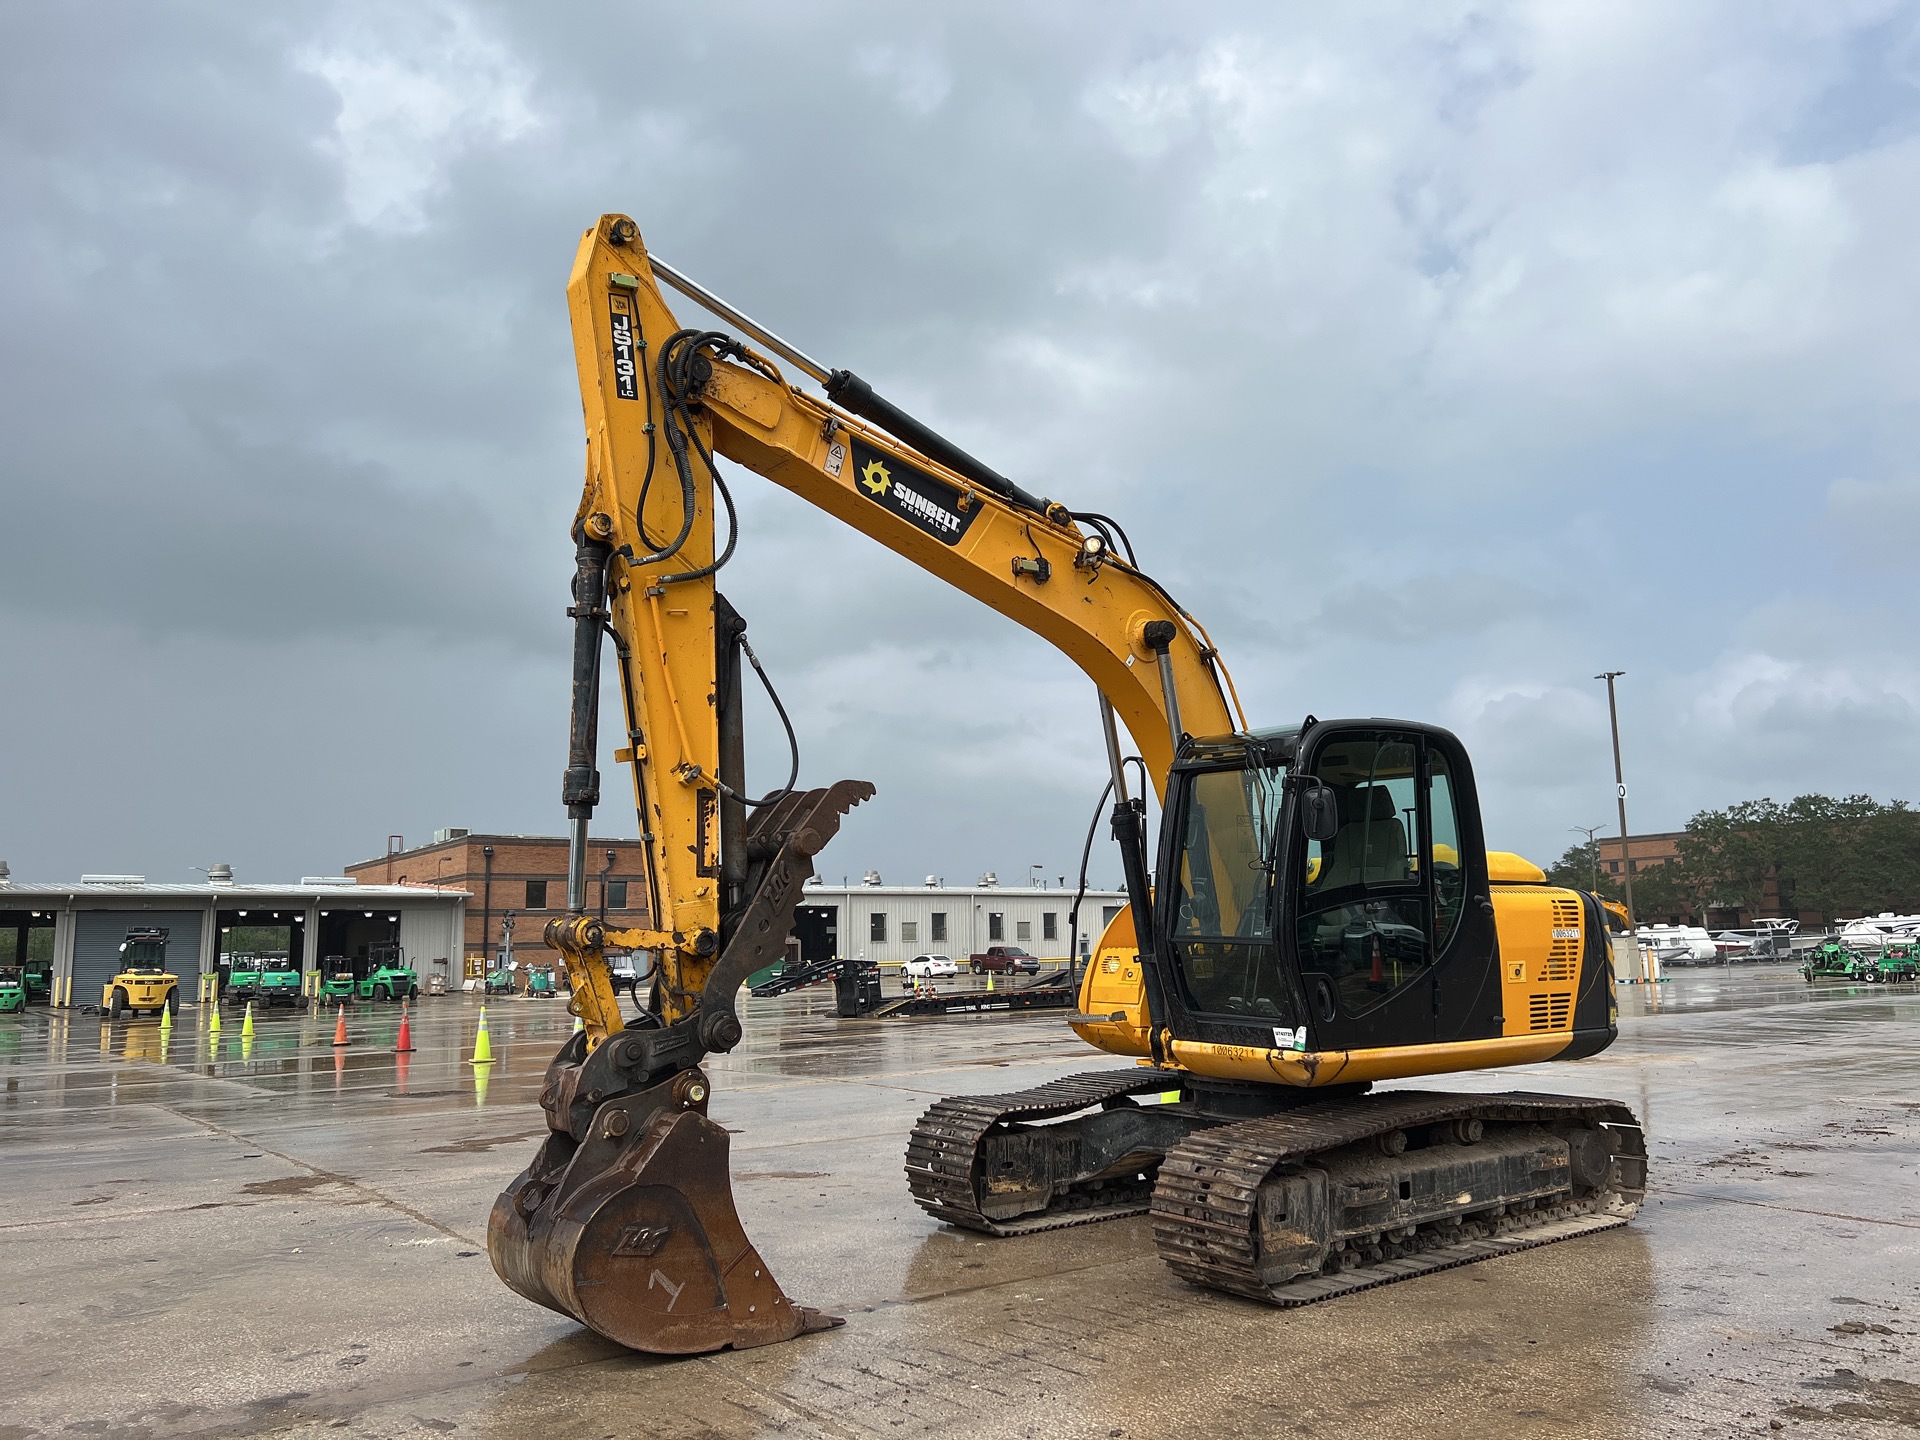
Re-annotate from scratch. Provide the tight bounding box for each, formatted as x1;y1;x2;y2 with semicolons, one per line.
1300;783;1340;844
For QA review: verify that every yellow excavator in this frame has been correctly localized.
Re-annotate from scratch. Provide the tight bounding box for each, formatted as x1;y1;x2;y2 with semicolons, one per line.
486;214;1646;1356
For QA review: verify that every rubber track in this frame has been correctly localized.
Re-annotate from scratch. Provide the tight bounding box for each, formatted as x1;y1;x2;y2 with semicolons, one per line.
905;1068;1185;1235
1151;1089;1646;1305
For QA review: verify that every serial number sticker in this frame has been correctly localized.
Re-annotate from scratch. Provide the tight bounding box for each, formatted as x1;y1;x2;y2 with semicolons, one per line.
1552;928;1581;939
824;442;846;477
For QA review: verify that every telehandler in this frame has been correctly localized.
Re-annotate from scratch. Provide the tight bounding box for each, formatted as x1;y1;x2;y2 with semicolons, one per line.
487;215;1645;1356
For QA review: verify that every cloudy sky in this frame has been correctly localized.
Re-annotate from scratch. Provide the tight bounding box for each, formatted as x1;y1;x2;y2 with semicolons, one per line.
5;2;1920;890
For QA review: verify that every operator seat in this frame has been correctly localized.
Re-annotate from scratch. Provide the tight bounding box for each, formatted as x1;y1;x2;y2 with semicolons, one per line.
1318;785;1410;890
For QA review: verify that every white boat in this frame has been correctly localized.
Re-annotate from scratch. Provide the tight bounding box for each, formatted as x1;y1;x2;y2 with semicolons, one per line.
1838;915;1920;955
1637;924;1718;965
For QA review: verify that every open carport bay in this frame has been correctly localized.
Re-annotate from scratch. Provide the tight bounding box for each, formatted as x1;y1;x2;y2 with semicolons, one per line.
1;966;1917;1439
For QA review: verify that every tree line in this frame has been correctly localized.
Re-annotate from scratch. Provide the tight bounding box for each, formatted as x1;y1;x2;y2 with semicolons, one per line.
1546;794;1920;925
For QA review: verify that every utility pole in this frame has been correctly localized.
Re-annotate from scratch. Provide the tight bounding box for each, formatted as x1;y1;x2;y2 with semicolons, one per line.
1595;672;1636;934
1570;825;1604;892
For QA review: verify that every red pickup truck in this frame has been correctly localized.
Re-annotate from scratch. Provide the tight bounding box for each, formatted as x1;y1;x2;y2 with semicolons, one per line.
969;945;1041;975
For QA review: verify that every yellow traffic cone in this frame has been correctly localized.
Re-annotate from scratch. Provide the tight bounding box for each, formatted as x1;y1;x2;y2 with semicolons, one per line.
572;1012;585;1035
470;1005;494;1065
159;1003;173;1033
987;972;995;993
242;1002;256;1040
209;1004;222;1034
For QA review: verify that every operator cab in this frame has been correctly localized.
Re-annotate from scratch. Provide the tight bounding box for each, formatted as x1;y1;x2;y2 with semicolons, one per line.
119;929;170;974
1157;719;1500;1058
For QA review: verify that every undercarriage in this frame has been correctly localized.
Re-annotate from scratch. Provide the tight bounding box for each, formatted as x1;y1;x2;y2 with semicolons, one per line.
906;1073;1646;1305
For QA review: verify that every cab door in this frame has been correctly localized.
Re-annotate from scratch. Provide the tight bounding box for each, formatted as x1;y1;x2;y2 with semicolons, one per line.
1286;723;1495;1052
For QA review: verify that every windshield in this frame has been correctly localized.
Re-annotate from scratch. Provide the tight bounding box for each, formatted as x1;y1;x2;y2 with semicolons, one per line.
1171;763;1284;941
1167;759;1298;1021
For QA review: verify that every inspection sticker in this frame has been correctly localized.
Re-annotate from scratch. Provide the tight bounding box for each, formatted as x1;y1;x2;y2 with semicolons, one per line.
1273;1025;1308;1052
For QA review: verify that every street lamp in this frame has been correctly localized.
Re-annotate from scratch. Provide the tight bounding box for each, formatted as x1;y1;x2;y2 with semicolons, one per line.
1570;824;1604;892
1595;671;1636;934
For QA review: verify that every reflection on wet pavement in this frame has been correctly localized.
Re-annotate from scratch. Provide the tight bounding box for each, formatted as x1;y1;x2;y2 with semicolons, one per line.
2;965;1917;1437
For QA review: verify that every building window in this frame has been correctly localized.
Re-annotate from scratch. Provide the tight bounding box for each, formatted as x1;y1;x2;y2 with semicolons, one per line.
525;880;547;909
988;912;1004;941
1608;861;1620;875
930;912;947;942
606;880;628;909
902;920;918;944
1627;860;1638;875
1043;912;1057;941
870;912;887;942
1016;919;1032;941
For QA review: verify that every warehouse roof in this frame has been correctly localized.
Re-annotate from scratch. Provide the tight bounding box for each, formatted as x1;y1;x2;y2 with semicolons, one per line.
0;880;469;902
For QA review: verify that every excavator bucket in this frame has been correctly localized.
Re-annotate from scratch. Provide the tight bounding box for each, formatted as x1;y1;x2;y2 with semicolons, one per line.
488;1069;839;1354
487;781;872;1355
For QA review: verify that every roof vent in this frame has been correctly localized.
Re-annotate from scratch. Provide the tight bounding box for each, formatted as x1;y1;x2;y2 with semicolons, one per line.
299;876;358;887
978;871;998;888
0;860;9;884
207;863;234;885
925;875;940;887
82;874;146;885
861;870;883;887
433;828;471;844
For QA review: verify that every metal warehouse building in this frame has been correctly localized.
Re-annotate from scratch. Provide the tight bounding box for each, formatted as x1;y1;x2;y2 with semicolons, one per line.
0;874;468;1005
793;875;1127;968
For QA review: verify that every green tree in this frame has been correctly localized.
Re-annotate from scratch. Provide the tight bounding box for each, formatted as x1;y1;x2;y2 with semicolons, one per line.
1674;799;1781;920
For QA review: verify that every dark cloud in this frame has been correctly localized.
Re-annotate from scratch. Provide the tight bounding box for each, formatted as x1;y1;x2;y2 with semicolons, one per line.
4;1;1920;885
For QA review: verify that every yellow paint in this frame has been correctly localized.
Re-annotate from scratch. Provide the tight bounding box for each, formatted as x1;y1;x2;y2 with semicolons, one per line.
1489;883;1586;1038
1167;1032;1571;1087
1486;851;1547;883
1071;907;1152;1056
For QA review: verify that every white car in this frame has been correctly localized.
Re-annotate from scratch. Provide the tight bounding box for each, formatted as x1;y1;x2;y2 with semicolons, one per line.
905;954;958;978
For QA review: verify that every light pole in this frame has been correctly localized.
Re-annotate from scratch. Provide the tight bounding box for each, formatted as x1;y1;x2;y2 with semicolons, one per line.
1595;672;1636;934
1570;824;1604;892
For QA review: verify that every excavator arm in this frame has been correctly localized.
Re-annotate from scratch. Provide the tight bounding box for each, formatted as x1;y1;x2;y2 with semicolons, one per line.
489;213;1238;1354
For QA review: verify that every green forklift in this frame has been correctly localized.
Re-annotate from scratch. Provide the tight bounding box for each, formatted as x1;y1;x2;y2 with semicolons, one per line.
320;956;358;1002
356;941;417;1002
0;967;24;1015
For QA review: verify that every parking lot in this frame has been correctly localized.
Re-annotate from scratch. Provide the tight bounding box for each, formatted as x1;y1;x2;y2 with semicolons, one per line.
2;966;1918;1439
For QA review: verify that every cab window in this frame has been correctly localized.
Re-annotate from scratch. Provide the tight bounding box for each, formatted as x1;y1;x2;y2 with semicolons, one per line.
1295;736;1429;1016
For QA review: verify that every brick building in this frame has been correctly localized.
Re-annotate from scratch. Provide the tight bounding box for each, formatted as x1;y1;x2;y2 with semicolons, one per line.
1594;831;1683;880
346;830;651;976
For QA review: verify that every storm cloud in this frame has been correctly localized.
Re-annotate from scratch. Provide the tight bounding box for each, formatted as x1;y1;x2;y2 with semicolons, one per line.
4;2;1920;884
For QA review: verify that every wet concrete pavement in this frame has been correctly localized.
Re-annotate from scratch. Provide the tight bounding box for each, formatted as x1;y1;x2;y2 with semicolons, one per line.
2;966;1917;1439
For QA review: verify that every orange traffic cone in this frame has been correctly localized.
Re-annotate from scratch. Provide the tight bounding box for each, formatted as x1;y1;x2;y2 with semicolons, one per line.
1370;938;1385;986
332;1005;350;1046
394;1004;415;1054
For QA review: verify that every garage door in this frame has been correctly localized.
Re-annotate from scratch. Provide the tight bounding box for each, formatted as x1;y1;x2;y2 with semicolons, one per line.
399;907;455;974
73;910;204;1006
